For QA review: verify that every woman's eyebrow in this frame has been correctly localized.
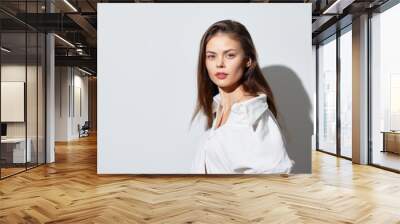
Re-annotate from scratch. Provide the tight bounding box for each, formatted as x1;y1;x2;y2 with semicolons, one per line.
206;49;237;54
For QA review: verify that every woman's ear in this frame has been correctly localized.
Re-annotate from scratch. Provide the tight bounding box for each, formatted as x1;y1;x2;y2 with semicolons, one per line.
246;58;252;68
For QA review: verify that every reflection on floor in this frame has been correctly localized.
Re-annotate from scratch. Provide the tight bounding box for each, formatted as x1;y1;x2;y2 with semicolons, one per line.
0;167;25;178
373;150;400;171
0;163;41;178
341;147;352;158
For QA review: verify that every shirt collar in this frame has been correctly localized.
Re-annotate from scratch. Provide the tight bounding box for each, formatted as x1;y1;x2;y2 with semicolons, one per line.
212;93;269;125
212;94;221;113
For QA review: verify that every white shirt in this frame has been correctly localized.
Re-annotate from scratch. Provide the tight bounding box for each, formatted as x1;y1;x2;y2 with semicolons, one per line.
191;93;294;174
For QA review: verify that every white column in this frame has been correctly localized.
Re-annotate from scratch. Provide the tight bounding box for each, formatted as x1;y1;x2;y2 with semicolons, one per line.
46;1;56;163
352;14;369;164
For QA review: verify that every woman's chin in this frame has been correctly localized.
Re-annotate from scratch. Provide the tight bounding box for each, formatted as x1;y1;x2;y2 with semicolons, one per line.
214;80;241;91
215;83;233;89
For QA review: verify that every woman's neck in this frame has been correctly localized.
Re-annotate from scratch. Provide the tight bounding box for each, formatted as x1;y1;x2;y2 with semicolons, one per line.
218;84;248;109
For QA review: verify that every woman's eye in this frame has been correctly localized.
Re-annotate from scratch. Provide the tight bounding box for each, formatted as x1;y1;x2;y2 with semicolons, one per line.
227;54;235;58
207;55;215;59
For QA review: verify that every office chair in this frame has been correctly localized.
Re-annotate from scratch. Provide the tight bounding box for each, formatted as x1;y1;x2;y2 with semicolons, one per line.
79;121;90;138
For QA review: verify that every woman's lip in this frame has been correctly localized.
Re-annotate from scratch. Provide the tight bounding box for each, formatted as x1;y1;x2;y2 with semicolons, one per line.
215;72;228;80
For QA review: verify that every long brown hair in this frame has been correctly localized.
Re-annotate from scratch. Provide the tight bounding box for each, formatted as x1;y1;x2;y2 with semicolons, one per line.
192;20;278;129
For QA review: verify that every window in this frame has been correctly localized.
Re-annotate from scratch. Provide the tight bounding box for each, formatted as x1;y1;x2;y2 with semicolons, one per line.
370;2;400;171
339;28;352;158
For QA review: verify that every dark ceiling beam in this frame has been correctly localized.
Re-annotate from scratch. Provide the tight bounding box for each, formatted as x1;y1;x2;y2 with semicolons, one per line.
0;8;38;31
0;18;27;31
312;14;352;44
55;55;96;69
86;0;97;12
55;56;97;75
67;13;97;46
373;0;400;12
58;0;97;45
312;0;390;38
56;47;97;57
151;0;251;2
312;15;335;33
311;0;356;34
11;13;83;32
2;12;96;48
311;0;374;43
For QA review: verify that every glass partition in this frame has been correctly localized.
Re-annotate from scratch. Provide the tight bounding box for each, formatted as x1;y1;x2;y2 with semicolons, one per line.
0;31;28;177
0;1;46;179
27;31;38;169
317;36;337;155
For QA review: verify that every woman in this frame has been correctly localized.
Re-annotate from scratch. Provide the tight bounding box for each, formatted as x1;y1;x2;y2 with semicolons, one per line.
191;20;294;174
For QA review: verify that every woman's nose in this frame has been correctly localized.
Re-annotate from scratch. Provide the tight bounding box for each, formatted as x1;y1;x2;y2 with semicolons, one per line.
216;57;225;68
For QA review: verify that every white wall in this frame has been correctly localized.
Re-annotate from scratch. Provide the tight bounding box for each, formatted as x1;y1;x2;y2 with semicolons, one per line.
55;67;69;141
98;3;313;174
55;67;89;141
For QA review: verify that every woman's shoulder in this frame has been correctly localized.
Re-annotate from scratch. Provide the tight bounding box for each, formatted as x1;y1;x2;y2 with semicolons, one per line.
231;93;268;123
240;94;260;102
238;92;267;104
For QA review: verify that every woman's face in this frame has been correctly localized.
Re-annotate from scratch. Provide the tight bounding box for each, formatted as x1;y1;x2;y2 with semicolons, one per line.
205;33;250;90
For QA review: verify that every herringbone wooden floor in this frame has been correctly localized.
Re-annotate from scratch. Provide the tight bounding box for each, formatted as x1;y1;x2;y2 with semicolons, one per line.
1;134;400;224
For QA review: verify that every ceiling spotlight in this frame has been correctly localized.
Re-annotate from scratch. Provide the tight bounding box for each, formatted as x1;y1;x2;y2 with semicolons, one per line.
54;34;75;48
322;0;354;15
1;47;11;53
63;0;78;12
78;67;93;76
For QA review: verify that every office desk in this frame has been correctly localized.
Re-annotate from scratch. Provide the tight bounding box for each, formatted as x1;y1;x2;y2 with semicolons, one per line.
381;131;400;154
1;138;32;163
